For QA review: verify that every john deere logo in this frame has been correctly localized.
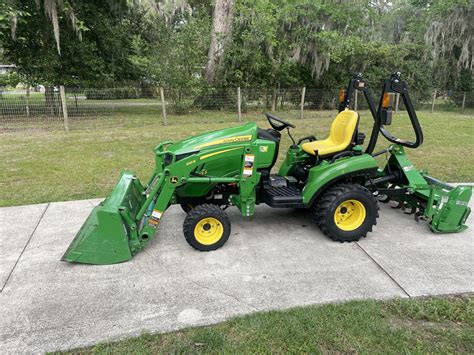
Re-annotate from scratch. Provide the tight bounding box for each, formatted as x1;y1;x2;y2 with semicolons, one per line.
170;176;179;184
194;135;252;149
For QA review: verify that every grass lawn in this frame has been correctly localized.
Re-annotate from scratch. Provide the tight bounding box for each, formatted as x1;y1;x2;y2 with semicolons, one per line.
63;295;473;354
1;108;473;207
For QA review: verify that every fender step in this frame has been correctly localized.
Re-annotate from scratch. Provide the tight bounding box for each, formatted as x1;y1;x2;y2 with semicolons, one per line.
262;186;304;208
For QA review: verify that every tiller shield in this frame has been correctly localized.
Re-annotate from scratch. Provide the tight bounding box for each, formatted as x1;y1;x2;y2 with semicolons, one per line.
376;145;471;233
61;173;147;264
418;176;471;233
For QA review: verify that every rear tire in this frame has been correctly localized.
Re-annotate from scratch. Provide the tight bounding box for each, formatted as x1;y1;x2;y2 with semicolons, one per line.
313;183;378;242
183;204;231;251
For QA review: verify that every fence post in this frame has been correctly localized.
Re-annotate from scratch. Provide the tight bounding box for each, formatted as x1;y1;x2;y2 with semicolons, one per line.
354;89;358;111
461;92;466;112
237;87;242;121
160;87;167;126
395;93;400;114
431;89;437;113
299;87;306;119
59;85;69;132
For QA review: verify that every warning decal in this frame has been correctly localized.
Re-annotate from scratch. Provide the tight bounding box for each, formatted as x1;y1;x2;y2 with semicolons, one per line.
243;154;254;177
151;210;162;219
148;209;163;228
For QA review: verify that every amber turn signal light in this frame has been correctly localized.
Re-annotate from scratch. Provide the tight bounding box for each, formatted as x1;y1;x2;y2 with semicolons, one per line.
382;93;394;109
339;89;346;103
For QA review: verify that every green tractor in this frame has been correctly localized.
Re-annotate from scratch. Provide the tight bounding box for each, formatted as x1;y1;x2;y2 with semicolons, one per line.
63;73;471;265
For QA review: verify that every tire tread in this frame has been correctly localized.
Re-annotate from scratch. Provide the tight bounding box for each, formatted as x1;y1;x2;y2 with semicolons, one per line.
183;204;231;251
313;182;378;242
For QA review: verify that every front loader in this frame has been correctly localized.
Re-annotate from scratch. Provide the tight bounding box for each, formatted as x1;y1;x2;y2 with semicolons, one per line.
62;72;471;265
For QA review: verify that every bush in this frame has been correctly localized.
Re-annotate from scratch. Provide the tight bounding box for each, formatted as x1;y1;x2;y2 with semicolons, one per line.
193;87;236;110
0;72;21;88
85;87;141;100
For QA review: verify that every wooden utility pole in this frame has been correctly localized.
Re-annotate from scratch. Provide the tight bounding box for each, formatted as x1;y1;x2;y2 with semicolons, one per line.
431;89;437;113
160;87;167;125
461;92;466;112
299;87;306;119
237;87;242;121
59;85;69;132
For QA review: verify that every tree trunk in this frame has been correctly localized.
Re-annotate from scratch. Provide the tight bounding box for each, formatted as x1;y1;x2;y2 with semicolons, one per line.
74;94;79;113
204;0;235;84
280;90;285;109
26;85;30;117
45;86;56;116
271;86;277;112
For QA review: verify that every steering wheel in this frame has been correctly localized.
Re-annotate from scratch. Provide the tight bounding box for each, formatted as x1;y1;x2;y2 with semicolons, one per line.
265;113;296;131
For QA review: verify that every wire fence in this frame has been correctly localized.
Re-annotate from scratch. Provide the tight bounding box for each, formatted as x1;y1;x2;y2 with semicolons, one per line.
0;86;472;131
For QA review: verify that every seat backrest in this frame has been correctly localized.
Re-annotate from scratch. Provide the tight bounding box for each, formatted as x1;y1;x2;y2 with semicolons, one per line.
328;109;359;146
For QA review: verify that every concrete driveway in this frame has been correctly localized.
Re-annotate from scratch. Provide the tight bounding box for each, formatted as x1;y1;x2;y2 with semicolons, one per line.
1;198;473;353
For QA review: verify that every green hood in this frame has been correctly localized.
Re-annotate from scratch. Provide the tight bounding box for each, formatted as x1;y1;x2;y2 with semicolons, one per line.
165;122;257;155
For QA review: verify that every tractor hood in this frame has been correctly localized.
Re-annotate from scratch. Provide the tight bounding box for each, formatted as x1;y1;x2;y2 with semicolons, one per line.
165;122;258;156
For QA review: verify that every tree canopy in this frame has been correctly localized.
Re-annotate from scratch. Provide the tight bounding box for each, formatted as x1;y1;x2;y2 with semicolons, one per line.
0;0;472;91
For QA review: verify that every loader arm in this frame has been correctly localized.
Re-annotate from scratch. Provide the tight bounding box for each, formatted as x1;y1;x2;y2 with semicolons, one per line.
62;141;260;264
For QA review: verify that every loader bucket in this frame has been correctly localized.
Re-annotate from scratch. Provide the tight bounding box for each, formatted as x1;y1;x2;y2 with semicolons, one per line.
62;173;146;264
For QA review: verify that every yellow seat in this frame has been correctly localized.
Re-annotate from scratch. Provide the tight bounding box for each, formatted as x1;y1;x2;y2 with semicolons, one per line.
302;110;359;156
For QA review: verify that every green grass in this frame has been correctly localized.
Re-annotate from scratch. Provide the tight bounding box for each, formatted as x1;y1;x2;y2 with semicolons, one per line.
62;295;474;354
1;108;473;207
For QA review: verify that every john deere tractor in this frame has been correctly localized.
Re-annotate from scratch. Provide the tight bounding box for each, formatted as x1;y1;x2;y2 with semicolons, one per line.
63;73;472;264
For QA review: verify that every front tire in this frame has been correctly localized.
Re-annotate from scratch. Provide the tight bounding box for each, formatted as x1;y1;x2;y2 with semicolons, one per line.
183;204;231;251
313;183;378;242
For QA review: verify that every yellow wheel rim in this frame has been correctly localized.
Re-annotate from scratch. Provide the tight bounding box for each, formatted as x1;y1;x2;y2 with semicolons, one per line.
194;217;224;245
334;199;366;231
